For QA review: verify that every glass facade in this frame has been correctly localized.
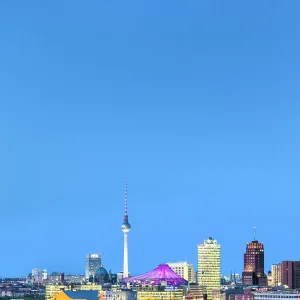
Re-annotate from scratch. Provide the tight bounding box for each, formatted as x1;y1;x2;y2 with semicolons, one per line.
85;254;102;280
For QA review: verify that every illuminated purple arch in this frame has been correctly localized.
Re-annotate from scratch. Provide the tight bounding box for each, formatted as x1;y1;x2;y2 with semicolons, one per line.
123;264;188;286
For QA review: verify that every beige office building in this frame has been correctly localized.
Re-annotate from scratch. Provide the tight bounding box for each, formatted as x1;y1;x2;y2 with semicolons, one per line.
198;237;221;300
271;264;281;286
167;262;196;282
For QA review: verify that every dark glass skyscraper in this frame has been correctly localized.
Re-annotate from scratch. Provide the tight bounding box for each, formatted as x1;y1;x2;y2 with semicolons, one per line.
242;240;267;285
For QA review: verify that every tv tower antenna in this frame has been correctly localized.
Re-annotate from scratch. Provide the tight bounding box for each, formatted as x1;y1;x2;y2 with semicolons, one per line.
121;180;131;279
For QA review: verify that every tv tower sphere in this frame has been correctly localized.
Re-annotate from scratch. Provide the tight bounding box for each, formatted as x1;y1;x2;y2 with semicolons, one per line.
121;220;131;232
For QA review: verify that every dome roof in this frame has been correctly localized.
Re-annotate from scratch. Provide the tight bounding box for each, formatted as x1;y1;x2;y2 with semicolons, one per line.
95;267;108;276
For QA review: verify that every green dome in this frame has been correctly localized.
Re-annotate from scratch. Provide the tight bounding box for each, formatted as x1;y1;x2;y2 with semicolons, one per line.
95;267;108;276
94;267;109;284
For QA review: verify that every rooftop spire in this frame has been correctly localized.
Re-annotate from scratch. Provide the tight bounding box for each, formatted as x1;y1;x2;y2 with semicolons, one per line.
254;226;256;240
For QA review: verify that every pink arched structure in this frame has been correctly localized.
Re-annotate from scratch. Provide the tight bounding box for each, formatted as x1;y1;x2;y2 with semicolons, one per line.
123;264;188;286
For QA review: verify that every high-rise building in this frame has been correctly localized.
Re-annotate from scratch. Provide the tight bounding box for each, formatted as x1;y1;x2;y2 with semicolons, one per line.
121;181;131;279
242;238;266;286
32;268;43;284
166;262;196;282
85;254;102;280
281;261;300;289
271;264;281;286
197;237;221;300
43;269;48;281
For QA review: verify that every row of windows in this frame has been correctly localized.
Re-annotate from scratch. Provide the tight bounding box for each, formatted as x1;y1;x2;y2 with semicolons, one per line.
255;296;299;299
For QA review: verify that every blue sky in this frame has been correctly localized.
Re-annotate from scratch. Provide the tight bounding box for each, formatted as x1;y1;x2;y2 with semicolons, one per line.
0;1;299;277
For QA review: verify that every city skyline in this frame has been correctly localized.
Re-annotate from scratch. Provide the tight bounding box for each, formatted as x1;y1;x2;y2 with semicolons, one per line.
0;181;297;277
0;189;281;279
0;211;289;280
0;177;295;278
1;0;300;277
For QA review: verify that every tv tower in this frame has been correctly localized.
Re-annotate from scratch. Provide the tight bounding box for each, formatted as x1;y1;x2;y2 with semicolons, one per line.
121;180;131;279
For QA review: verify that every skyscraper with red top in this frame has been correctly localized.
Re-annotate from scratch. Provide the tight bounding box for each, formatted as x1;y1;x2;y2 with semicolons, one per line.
242;236;267;285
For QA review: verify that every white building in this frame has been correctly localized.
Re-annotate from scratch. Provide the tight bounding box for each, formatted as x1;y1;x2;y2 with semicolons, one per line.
271;264;281;286
255;292;300;300
32;268;43;284
166;262;195;282
42;269;48;280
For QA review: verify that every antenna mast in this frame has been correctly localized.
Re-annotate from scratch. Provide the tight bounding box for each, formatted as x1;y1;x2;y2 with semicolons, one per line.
125;180;128;216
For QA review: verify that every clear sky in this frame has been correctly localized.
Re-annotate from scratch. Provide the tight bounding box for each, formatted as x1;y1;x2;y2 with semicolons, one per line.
0;1;299;278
